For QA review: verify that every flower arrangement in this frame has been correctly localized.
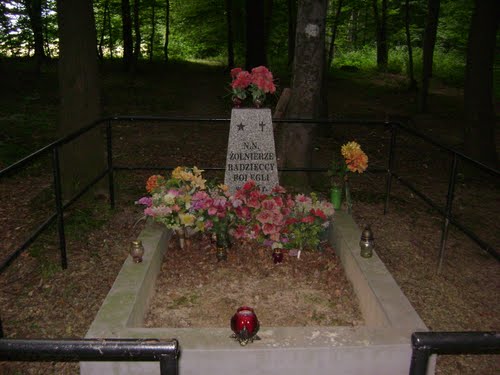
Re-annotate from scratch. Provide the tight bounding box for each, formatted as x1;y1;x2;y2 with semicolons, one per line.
137;167;335;260
231;181;293;247
286;193;335;255
230;66;276;107
136;166;207;232
230;180;333;254
190;182;234;237
327;141;368;212
328;141;368;186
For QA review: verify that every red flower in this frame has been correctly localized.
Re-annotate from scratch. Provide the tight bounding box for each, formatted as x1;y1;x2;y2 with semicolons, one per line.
242;180;256;191
310;208;327;220
301;215;315;224
231;71;252;90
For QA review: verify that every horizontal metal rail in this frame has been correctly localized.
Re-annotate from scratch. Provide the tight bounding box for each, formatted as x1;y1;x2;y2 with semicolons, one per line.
0;338;179;375
409;331;500;375
0;115;498;276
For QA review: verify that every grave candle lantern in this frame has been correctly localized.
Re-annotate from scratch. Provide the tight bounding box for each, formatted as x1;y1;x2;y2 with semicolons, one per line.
130;240;145;263
359;226;374;258
230;306;260;346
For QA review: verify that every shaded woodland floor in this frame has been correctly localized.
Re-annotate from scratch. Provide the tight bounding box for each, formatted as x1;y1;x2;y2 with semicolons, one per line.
0;60;498;374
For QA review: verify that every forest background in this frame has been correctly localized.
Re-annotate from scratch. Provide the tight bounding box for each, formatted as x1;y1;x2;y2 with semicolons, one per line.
0;1;499;374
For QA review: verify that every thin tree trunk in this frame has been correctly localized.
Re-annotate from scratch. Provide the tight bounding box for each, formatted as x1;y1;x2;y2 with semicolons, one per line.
108;1;114;58
121;0;134;70
372;0;388;70
164;0;170;63
133;0;141;67
98;0;110;61
418;0;440;112
149;0;156;62
24;0;46;73
463;0;499;167
287;0;297;67
225;0;234;69
245;0;266;69
327;0;343;67
349;9;358;46
404;0;417;90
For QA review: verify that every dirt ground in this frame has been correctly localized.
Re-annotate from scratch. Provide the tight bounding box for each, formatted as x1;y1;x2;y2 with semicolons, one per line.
145;234;362;329
0;62;499;374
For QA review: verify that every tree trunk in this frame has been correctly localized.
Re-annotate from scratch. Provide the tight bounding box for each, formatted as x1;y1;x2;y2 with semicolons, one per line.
121;0;134;71
56;0;104;198
245;0;266;69
133;0;141;67
418;0;440;112
98;0;110;61
108;1;114;58
463;0;499;167
225;0;234;69
149;0;156;62
372;0;388;70
164;0;170;63
281;0;328;189
24;0;46;73
404;0;417;90
349;9;358;46
287;0;297;67
327;0;343;67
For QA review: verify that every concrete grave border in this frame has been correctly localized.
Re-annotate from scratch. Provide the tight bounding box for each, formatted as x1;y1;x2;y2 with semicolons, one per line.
81;213;434;375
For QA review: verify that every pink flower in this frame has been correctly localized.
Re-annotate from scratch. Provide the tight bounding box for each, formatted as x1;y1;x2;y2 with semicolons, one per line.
230;67;243;79
256;210;273;224
272;185;287;194
231;71;252;89
136;197;152;207
262;223;278;236
261;198;277;211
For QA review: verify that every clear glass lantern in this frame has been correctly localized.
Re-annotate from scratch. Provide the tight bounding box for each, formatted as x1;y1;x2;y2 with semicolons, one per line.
359;226;374;258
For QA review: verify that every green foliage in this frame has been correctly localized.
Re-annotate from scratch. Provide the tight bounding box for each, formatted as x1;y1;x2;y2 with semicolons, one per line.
332;45;467;87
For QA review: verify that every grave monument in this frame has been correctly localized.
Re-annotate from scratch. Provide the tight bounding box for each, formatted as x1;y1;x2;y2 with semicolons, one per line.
224;108;279;193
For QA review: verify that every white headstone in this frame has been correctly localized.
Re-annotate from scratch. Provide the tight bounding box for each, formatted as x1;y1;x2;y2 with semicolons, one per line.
224;108;279;193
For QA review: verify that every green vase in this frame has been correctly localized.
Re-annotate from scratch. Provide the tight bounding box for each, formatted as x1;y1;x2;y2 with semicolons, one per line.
330;186;343;210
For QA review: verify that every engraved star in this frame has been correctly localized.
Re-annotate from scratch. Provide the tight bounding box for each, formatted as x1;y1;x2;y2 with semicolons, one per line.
259;122;266;131
237;123;245;131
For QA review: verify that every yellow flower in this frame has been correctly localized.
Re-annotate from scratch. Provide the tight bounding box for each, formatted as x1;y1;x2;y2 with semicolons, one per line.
179;213;196;226
341;141;361;159
192;166;204;176
163;192;176;205
191;174;206;190
218;184;229;192
341;141;368;173
171;166;184;180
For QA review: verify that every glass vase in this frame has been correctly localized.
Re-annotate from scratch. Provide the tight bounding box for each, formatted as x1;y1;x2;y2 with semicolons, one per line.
330;185;343;210
344;179;352;214
215;226;229;262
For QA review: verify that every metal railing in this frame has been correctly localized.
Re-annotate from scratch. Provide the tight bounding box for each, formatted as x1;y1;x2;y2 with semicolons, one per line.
0;114;499;373
0;115;498;275
0;338;179;375
409;331;500;375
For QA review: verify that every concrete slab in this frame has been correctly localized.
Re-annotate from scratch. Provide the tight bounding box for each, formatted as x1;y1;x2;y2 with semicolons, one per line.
81;213;435;375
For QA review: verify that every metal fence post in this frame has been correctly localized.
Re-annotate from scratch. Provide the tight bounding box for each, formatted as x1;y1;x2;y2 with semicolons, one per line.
159;353;179;375
437;153;458;273
51;147;68;269
384;122;397;214
106;120;115;209
408;347;431;375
